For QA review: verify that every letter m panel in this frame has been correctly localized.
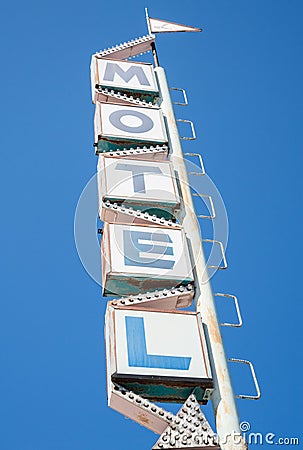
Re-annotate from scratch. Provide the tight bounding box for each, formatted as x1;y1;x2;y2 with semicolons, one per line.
91;57;158;103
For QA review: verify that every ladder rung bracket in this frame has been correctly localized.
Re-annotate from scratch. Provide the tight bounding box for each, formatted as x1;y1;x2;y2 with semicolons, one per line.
110;284;194;309
95;34;155;60
214;293;243;327
193;193;216;219
100;201;181;229
202;239;228;269
169;87;188;106
184;152;206;175
228;358;261;400
177;119;196;140
95;88;158;108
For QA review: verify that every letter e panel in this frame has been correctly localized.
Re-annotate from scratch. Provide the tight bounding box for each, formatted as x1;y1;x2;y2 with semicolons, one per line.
101;223;193;296
105;306;214;403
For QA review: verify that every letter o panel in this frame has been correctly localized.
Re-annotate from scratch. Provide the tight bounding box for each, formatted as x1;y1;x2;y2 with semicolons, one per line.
94;103;168;153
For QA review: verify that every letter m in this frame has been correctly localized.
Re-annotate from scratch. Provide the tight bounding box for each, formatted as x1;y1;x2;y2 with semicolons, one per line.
103;62;151;86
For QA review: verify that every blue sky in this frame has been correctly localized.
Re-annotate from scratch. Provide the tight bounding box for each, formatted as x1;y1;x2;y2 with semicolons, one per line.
1;0;302;448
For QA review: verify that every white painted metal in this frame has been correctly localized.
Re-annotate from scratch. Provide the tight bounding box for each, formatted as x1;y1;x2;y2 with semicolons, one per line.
112;308;212;379
153;393;220;450
101;222;193;296
170;87;188;106
228;358;261;400
184;152;206;175
105;305;172;434
97;156;180;214
202;239;228;269
94;102;167;145
176;118;196;140
214;293;243;328
105;223;191;277
193;193;216;219
154;66;247;450
96;58;157;91
148;17;202;34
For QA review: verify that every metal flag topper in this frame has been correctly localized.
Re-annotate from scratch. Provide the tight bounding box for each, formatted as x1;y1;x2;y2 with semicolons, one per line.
88;8;261;450
145;8;201;67
145;9;202;34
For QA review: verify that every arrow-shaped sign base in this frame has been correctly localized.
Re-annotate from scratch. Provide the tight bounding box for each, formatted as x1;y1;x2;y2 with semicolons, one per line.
153;393;220;449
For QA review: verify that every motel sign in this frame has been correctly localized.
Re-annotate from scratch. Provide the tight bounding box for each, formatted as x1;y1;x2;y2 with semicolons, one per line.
92;33;219;449
84;9;260;450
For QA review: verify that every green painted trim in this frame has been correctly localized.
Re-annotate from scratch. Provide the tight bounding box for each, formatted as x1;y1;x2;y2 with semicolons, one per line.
97;137;167;153
104;274;193;297
97;84;159;103
103;198;178;219
111;377;212;404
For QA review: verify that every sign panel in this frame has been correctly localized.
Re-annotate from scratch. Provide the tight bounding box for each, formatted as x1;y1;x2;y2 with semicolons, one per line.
98;156;180;219
105;306;213;403
101;223;193;296
94;103;167;152
91;58;158;103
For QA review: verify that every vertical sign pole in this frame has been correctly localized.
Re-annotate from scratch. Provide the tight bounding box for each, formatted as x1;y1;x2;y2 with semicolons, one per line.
145;8;160;67
155;66;247;450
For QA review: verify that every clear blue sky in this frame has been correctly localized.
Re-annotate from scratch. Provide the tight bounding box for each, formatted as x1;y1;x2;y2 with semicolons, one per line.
0;1;302;448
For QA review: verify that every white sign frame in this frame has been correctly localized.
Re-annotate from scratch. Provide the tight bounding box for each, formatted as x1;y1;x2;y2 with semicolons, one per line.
105;306;213;400
91;57;158;103
101;223;193;296
94;102;168;151
97;155;180;215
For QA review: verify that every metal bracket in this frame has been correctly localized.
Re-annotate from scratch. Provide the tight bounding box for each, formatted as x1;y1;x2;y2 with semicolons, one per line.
202;239;228;269
95;87;158;108
193;194;216;219
110;284;194;310
214;293;243;327
95;34;155;60
109;382;173;434
177;119;196;140
100;201;181;229
99;144;169;160
184;153;206;175
170;87;188;106
228;358;261;400
153;393;220;449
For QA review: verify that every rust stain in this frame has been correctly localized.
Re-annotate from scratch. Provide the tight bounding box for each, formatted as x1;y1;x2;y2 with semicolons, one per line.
137;412;150;426
207;309;222;345
222;402;232;416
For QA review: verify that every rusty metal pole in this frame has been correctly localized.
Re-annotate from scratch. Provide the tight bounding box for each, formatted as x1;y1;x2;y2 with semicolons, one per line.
154;65;247;450
145;7;160;67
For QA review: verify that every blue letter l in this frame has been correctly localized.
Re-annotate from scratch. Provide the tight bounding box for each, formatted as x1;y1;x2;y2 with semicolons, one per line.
125;316;191;370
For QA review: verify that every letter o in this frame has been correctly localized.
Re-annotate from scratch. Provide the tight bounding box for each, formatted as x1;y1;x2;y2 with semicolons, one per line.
109;109;154;133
